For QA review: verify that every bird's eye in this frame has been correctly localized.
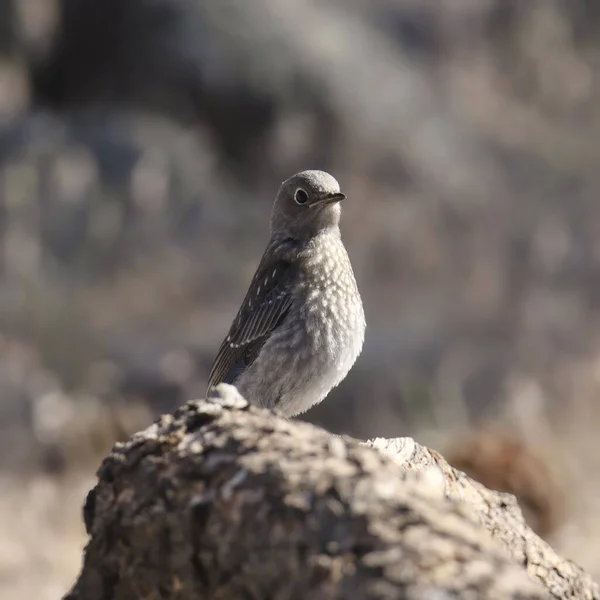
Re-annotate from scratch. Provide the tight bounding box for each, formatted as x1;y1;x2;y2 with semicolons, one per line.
294;188;309;205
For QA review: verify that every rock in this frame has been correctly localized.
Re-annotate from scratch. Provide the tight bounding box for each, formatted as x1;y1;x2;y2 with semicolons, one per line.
65;385;598;599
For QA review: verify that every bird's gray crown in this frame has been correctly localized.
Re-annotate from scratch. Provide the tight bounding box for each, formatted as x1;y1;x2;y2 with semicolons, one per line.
270;170;346;238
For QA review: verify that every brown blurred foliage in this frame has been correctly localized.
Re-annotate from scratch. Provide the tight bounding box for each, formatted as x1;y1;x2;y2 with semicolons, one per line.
1;0;600;596
446;423;565;540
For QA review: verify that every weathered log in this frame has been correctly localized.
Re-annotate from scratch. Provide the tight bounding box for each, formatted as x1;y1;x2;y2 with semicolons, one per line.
65;384;598;600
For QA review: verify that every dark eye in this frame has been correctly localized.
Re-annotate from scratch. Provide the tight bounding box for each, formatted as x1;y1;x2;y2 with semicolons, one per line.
294;188;309;205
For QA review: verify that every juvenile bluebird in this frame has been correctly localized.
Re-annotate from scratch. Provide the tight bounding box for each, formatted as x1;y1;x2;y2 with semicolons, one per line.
206;170;365;417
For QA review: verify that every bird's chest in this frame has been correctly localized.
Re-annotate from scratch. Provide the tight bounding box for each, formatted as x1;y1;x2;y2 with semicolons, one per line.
295;245;364;354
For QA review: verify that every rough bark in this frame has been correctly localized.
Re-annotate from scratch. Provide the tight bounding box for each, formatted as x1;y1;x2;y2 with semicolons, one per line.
65;384;598;600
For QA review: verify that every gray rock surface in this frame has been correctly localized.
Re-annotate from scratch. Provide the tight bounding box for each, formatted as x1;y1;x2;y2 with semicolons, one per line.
65;385;598;600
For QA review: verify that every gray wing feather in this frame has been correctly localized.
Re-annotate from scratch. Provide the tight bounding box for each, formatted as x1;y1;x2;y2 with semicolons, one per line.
206;254;295;392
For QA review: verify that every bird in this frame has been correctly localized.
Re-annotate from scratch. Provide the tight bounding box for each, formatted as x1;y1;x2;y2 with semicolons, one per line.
206;170;365;417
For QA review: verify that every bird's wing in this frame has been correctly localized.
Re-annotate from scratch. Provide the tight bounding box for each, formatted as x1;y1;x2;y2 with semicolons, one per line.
206;253;296;392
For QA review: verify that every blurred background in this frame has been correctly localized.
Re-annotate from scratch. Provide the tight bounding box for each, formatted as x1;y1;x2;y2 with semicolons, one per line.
1;0;600;597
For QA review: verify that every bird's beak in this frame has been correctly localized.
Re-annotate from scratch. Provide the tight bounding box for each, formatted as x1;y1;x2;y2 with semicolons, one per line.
309;192;347;208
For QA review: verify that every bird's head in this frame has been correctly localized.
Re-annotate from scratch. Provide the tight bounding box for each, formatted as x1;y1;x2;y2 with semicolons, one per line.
270;170;346;239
